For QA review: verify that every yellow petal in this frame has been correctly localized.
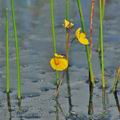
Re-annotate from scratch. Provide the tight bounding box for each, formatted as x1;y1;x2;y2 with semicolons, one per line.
54;53;64;58
75;28;81;39
80;33;86;39
63;19;74;29
50;57;68;71
78;38;89;45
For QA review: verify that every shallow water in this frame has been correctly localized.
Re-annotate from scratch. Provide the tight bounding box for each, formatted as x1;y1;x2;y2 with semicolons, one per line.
0;0;120;120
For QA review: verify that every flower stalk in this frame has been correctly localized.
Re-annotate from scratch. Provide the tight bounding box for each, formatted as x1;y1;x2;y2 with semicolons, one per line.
90;0;95;57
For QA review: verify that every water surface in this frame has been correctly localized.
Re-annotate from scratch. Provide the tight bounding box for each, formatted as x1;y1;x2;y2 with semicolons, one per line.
0;0;120;120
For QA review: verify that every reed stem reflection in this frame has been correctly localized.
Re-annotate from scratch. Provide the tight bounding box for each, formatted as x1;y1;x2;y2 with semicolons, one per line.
7;93;12;120
88;81;94;115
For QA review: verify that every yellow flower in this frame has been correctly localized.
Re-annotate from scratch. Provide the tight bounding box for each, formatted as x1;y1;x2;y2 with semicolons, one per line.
63;19;74;29
75;28;89;45
50;53;68;71
75;27;81;38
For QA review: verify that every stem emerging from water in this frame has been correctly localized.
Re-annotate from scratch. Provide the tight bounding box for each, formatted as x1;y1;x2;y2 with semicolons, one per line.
77;0;94;86
5;8;10;93
99;0;105;88
11;0;21;99
50;0;59;88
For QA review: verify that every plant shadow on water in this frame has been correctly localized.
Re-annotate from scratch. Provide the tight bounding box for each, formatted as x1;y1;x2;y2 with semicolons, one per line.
1;0;120;120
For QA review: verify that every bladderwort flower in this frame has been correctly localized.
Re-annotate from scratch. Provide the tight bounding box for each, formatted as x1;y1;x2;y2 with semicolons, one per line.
63;19;74;29
50;53;68;71
75;27;89;45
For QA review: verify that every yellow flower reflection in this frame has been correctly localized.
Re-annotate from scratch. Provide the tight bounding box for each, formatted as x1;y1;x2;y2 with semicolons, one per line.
50;53;68;71
63;19;74;29
75;27;89;45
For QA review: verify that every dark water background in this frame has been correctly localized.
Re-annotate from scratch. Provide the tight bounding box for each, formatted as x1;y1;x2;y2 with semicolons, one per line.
0;0;120;119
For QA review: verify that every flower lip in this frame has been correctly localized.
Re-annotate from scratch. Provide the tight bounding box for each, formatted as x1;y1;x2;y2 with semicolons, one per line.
75;28;89;45
79;38;89;45
50;53;68;71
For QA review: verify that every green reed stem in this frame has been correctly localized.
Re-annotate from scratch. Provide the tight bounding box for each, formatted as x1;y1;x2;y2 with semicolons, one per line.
11;0;21;99
5;8;10;93
76;0;85;32
50;0;59;83
99;0;105;88
50;0;57;54
66;0;70;20
77;0;94;86
101;0;105;18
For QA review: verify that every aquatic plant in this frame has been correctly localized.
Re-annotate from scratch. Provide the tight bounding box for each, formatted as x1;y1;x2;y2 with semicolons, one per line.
63;19;74;59
11;0;21;99
76;0;95;115
88;0;95;115
50;53;68;96
75;28;89;45
50;0;59;82
50;0;69;96
50;53;68;71
99;0;105;88
5;8;10;93
65;0;73;113
76;0;94;86
63;19;74;29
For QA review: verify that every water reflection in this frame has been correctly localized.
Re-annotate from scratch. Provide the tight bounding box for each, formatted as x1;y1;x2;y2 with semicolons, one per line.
88;81;94;116
55;96;66;120
6;93;12;120
55;69;73;120
66;69;73;115
113;90;120;113
112;66;120;113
